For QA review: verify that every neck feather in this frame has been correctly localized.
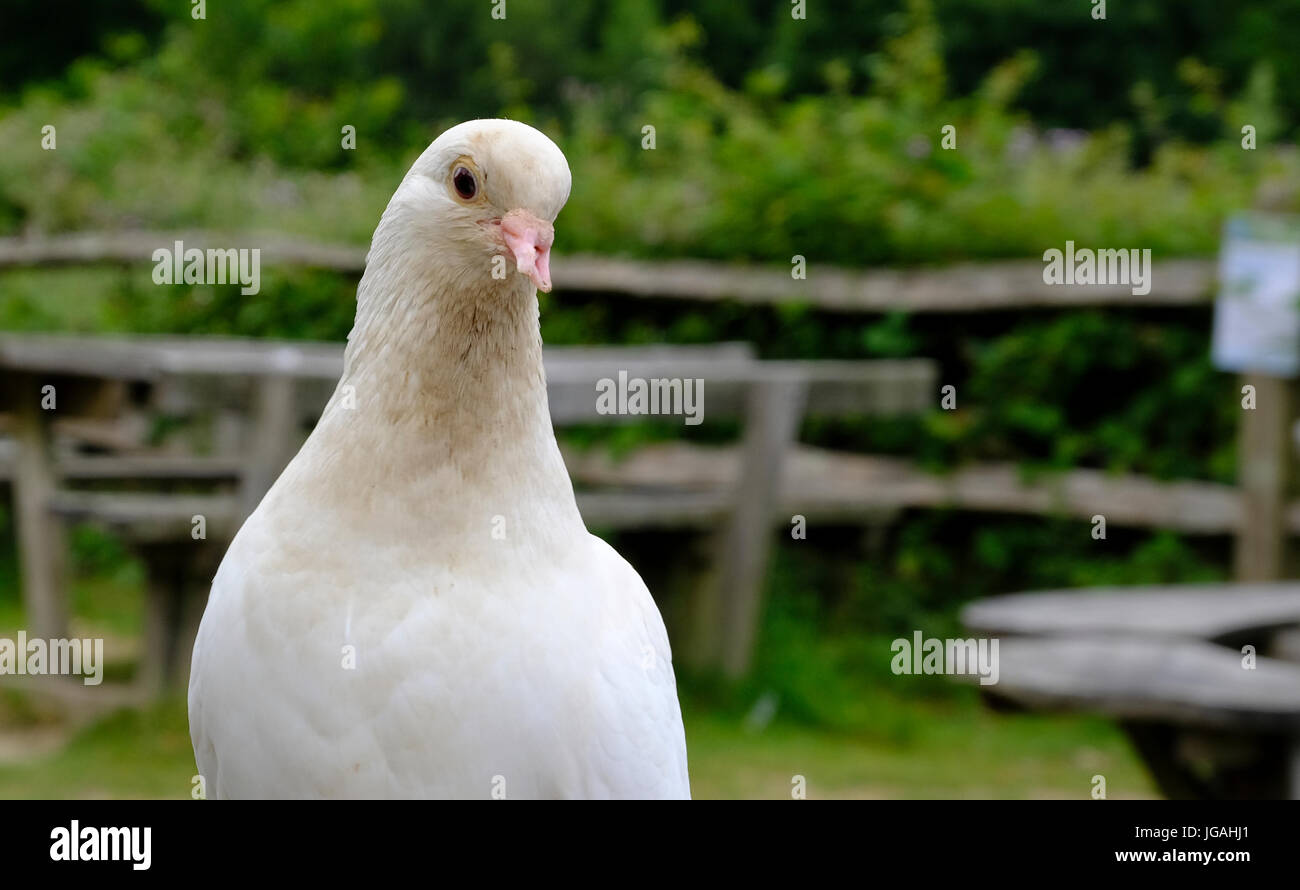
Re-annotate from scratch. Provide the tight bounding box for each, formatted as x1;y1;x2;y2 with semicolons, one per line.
281;246;586;560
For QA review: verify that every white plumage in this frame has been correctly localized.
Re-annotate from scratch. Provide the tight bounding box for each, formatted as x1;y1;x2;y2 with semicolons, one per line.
188;119;690;799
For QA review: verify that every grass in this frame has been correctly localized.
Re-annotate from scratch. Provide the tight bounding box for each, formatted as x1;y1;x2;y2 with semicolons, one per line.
0;691;1155;799
0;699;196;799
0;530;1157;799
686;702;1154;799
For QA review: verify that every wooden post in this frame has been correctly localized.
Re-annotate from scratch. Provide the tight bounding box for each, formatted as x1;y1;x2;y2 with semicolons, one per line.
135;544;197;696
136;555;173;696
239;374;298;519
11;375;69;640
1234;374;1290;581
716;376;807;678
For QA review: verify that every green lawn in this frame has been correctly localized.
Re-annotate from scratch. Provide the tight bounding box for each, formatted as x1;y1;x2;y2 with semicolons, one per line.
0;542;1156;799
686;703;1155;799
0;693;1155;799
0;698;196;799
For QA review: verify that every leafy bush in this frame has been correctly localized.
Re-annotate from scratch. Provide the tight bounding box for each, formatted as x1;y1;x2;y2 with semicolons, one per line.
0;0;1277;710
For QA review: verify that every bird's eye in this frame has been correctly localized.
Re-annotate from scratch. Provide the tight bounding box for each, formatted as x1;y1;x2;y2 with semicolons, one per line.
452;166;478;200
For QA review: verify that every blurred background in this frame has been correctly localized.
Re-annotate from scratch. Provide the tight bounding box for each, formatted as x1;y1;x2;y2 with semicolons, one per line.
1;0;1299;799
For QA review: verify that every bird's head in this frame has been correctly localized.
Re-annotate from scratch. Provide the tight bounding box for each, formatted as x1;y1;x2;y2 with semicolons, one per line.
382;118;572;293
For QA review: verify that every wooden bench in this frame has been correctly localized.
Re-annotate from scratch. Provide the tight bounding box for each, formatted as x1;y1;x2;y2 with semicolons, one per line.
962;583;1300;799
1;333;937;700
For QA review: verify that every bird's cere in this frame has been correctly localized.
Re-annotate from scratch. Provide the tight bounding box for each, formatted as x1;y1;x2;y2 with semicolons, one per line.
501;208;555;292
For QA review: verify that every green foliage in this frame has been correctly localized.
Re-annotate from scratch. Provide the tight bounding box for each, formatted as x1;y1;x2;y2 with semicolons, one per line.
772;513;1224;644
960;311;1238;480
723;518;1225;736
2;0;1293;258
0;0;1274;730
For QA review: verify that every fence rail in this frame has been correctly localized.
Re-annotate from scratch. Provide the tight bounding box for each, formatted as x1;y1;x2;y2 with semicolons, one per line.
0;232;1218;312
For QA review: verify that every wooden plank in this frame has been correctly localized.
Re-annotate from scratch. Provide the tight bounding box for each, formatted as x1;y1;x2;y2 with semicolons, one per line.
1235;374;1291;581
58;454;244;480
29;443;1300;538
716;378;808;677
48;491;240;543
0;334;344;380
560;442;1266;533
546;342;754;365
556;255;1216;312
576;490;731;528
12;438;1250;537
546;353;755;424
0;334;754;382
548;358;934;423
962;583;1300;639
962;635;1300;731
0;233;1217;312
0;231;366;272
9;375;68;640
125;342;763;424
0;334;933;422
0;453;244;482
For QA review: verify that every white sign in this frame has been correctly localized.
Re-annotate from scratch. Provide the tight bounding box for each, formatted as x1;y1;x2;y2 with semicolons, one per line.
1212;213;1300;377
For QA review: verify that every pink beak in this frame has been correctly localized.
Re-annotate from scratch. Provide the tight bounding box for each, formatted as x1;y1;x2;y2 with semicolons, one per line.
501;209;555;293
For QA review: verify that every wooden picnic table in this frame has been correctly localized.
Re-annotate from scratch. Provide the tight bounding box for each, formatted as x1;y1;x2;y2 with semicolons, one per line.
1;332;937;697
962;583;1300;799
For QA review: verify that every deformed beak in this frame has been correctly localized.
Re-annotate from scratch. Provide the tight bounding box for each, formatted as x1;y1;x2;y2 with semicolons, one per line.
501;208;555;292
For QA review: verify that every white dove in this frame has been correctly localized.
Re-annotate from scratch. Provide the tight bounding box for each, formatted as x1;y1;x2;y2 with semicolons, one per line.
188;119;691;799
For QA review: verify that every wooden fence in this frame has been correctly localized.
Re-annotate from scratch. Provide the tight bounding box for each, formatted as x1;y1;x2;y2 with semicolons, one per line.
0;231;1219;311
0;230;1288;695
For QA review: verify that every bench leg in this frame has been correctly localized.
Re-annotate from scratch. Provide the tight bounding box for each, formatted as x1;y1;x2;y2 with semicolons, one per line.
12;378;69;640
1121;722;1211;800
136;545;192;697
